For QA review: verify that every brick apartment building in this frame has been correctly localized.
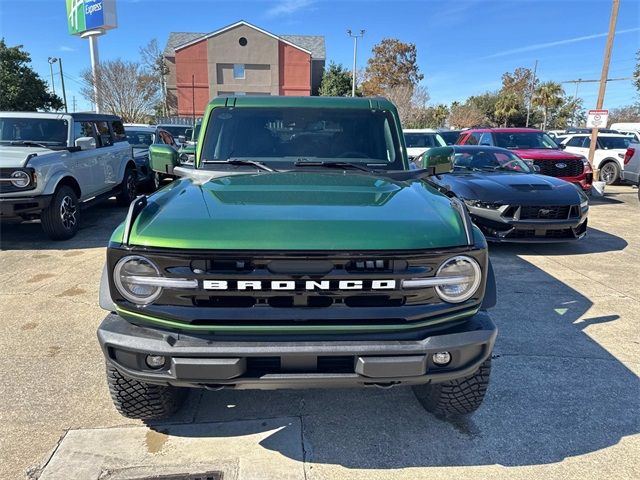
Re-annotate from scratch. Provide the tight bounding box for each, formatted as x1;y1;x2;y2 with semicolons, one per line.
163;21;326;116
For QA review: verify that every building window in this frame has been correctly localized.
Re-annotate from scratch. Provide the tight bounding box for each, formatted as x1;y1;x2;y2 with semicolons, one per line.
239;37;247;46
233;64;245;79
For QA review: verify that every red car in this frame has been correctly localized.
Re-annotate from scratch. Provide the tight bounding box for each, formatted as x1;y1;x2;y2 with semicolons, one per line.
457;128;593;192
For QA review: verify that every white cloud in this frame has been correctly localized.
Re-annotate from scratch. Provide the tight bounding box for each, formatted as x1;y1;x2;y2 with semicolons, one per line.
265;0;315;18
481;27;640;59
59;46;75;52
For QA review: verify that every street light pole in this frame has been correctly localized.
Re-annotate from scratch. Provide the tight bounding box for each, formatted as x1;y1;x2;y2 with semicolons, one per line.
347;29;365;97
58;58;68;113
588;0;620;182
47;57;57;96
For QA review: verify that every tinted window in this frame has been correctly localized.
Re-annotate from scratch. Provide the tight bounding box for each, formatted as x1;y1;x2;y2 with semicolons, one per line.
95;121;113;147
479;132;493;145
126;130;154;148
111;121;127;142
160;125;191;137
74;121;96;142
598;137;630;149
566;136;585;147
438;131;460;145
201;107;403;168
0;117;68;145
452;149;531;173
158;130;175;146
464;132;483;145
404;133;446;148
493;132;558;149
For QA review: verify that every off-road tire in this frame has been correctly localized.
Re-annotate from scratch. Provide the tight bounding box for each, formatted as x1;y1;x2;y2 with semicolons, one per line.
143;171;161;193
41;185;80;240
412;358;491;417
106;364;186;420
116;167;137;206
599;161;620;185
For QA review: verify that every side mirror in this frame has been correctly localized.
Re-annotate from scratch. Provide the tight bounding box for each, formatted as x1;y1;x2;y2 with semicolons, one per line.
558;143;566;150
149;144;179;175
75;137;96;150
419;146;454;175
177;135;187;143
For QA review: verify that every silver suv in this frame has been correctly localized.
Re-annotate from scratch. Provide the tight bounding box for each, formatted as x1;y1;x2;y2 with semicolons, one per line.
0;112;137;240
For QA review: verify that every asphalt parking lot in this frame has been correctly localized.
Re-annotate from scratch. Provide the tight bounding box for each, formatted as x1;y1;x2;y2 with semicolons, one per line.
0;185;638;480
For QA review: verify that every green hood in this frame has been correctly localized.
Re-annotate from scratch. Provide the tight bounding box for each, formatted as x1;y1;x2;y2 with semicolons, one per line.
122;172;467;250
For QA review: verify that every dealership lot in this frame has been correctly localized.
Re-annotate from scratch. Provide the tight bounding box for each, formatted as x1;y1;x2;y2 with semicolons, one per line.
0;186;638;480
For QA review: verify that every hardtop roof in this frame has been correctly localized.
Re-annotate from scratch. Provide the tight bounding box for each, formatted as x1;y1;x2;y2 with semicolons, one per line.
207;95;396;110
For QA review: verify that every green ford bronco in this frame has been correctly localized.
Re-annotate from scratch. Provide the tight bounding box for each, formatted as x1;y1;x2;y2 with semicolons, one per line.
98;96;497;420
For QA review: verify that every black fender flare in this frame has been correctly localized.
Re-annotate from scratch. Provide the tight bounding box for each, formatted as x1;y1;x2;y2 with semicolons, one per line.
481;259;497;310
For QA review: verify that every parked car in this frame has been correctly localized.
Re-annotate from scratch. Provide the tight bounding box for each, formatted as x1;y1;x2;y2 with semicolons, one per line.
560;133;631;184
415;145;589;242
437;129;462;145
621;144;639;200
0;112;137;240
610;122;640;142
457;128;593;192
546;129;566;140
156;124;193;148
125;124;179;190
178;119;201;165
98;95;498;421
403;129;447;160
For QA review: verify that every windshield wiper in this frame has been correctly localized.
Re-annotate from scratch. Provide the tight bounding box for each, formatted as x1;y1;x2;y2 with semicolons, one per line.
9;140;61;149
200;159;275;172
293;160;373;173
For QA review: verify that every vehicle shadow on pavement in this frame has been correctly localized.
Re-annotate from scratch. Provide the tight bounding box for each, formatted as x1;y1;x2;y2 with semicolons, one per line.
146;252;639;469
0;199;128;251
490;226;627;256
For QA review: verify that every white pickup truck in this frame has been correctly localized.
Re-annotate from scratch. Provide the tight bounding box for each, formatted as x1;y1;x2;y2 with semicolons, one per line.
621;143;639;201
0;112;137;239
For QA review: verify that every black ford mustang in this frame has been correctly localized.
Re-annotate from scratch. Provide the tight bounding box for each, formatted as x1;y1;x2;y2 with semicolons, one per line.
418;145;589;242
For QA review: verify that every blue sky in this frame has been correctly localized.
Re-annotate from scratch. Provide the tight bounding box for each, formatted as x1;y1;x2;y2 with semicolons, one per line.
0;0;638;112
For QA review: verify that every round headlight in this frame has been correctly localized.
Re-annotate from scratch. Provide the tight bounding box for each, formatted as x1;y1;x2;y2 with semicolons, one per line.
11;170;30;188
435;256;482;303
114;255;162;305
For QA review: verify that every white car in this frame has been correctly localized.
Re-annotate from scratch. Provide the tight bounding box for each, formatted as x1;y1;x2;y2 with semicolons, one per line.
610;122;640;143
403;129;447;160
0;112;137;239
560;133;631;184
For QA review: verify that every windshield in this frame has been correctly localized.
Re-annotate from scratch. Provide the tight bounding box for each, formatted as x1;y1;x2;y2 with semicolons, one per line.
0;117;68;145
599;136;630;150
452;149;532;173
200;107;403;169
126;130;154;148
160;125;191;137
494;131;558;150
404;132;446;148
438;131;460;145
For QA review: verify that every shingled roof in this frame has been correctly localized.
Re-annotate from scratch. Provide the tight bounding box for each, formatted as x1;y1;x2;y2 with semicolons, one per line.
163;21;325;60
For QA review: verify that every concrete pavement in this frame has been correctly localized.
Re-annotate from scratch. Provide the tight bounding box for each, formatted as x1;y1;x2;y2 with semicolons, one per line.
0;186;638;480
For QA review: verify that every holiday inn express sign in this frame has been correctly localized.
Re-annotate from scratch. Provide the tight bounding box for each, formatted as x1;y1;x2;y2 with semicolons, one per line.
66;0;117;35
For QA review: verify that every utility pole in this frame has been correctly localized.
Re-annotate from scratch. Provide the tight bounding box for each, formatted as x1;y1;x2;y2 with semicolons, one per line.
58;58;68;113
525;60;538;128
347;29;365;97
47;57;57;96
588;0;620;182
561;77;630;126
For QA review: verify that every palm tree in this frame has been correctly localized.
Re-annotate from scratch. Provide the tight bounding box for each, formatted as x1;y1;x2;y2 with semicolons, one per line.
432;104;449;128
495;93;520;127
532;81;564;130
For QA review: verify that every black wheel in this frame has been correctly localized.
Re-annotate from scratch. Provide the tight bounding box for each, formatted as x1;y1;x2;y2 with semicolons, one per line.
599;161;620;185
116;167;137;206
412;359;491;417
41;185;80;240
106;364;187;420
143;171;161;193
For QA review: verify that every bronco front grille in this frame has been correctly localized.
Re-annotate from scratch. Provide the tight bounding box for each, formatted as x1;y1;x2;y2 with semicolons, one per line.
534;158;583;177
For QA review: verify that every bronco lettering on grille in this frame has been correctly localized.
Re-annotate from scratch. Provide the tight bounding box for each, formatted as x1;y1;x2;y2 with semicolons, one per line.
202;280;397;291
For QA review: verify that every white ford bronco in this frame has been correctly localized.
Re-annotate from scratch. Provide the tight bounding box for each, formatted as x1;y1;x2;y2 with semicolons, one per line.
0;112;137;239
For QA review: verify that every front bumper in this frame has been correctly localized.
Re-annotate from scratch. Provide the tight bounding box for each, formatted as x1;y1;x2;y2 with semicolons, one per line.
0;195;52;219
98;310;497;389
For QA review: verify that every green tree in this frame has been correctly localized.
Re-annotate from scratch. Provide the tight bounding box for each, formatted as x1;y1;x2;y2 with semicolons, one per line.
466;92;500;126
0;39;63;111
533;81;564;130
548;96;584;128
361;39;423;96
318;62;354;96
430;104;449;128
495;93;520;127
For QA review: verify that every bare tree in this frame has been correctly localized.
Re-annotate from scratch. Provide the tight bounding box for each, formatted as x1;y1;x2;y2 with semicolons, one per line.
81;59;160;122
140;39;169;116
448;104;485;129
384;84;430;127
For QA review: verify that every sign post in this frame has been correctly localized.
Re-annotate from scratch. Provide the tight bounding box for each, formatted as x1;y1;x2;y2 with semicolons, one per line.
65;0;117;112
